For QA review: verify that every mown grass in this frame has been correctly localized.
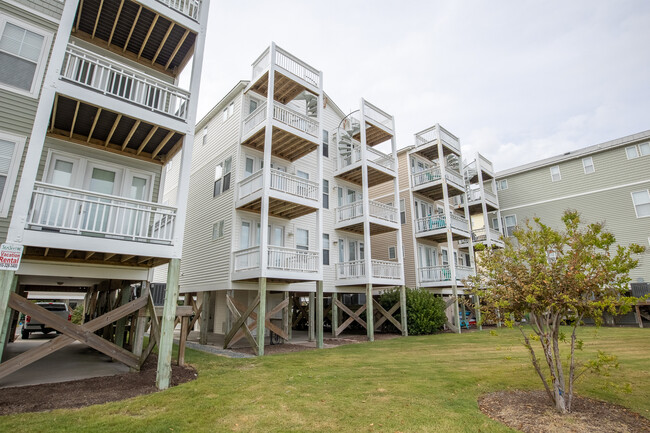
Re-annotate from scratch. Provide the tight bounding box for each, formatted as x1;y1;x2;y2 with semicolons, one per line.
1;327;649;432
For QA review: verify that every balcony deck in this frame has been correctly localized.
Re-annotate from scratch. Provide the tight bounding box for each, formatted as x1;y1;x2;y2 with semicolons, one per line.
418;265;474;288
413;124;461;160
335;144;396;187
232;246;320;283
414;214;471;242
465;189;499;213
48;94;183;163
465;154;495;183
335;260;402;287
73;0;198;75
459;228;505;249
334;201;399;235
22;182;177;266
411;167;465;201
241;101;319;162
236;169;319;219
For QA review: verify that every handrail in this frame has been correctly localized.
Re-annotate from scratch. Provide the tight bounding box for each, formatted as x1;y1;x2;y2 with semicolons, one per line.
414;213;469;234
273;101;319;137
267;246;319;272
419;265;474;282
27;182;176;243
445;169;465;188
366;146;395;171
363;100;394;131
371;259;401;279
414;124;460;154
335;260;366;279
336;201;364;223
238;170;263;199
155;0;201;21
368;200;398;222
61;44;190;120
275;47;320;88
242;104;267;136
270;169;319;200
412;167;441;187
233;246;260;271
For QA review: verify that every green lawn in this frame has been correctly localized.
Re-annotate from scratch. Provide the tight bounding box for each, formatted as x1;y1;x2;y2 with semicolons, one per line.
2;327;649;432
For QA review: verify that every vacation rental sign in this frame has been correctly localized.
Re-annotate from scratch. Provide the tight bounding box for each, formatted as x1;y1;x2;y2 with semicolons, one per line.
0;243;23;271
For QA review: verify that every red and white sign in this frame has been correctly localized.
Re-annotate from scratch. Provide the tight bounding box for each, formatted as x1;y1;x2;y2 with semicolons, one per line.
0;243;23;271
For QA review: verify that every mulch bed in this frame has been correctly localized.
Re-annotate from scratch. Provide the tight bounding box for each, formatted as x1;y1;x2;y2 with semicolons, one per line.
0;355;197;416
479;390;650;433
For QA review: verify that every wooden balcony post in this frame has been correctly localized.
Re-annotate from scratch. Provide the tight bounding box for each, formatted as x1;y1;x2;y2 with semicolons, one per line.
156;258;180;390
0;271;18;362
308;292;315;342
366;284;374;342
256;278;266;356
316;281;323;349
331;293;338;337
400;285;408;336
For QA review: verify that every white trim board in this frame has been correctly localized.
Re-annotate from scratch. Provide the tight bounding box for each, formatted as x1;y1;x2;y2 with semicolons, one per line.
500;179;650;212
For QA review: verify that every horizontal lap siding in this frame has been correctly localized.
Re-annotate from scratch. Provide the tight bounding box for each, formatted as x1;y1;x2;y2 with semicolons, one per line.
498;144;650;283
179;92;243;291
0;3;60;241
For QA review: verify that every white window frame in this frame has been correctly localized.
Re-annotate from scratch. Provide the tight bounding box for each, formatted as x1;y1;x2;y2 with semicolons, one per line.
626;146;639;159
639;142;650;157
582;156;594;174
202;126;208;146
503;214;517;237
631;190;650;219
212;220;224;240
0;131;26;217
550;165;561;182
296;228;309;251
497;179;508;190
0;16;52;98
388;246;396;260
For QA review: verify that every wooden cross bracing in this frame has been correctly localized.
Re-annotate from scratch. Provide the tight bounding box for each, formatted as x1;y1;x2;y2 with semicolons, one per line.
0;292;149;381
372;299;402;332
223;294;291;355
333;298;367;337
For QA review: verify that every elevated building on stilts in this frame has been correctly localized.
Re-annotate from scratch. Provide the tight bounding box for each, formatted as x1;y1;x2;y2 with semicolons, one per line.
0;0;209;388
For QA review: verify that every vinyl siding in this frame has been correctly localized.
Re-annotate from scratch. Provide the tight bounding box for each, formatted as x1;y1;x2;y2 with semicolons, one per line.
9;0;63;20
497;143;650;283
0;3;60;241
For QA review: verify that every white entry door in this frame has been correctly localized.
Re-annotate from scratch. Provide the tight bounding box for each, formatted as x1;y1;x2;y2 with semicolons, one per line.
82;164;122;234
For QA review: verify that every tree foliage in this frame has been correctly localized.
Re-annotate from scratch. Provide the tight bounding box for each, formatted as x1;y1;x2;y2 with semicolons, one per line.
379;287;446;335
467;210;644;413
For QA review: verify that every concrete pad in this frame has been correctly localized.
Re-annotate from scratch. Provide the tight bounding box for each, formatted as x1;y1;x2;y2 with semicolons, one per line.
0;334;129;389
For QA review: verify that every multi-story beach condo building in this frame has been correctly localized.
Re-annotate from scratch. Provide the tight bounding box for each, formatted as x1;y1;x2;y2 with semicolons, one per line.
370;124;475;332
165;43;406;355
458;153;504;250
495;130;650;291
0;0;209;388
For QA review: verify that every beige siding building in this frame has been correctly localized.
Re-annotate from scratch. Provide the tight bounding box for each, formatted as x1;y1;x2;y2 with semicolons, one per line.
0;0;209;388
166;44;406;355
496;130;650;286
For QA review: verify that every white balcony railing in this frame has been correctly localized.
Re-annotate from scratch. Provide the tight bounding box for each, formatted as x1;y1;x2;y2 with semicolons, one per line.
445;169;465;189
251;46;320;89
336;200;398;224
238;169;318;202
337;143;395;172
467;188;498;206
414;213;469;235
414;124;461;154
478;154;494;174
241;101;319;138
238;170;263;200
412;167;464;190
270;169;319;201
27;182;176;244
419;265;475;283
363;101;394;131
61;45;190;120
336;260;401;280
273;102;318;137
233;246;319;273
242;104;267;136
473;227;504;243
372;260;401;279
268;246;319;272
156;0;201;20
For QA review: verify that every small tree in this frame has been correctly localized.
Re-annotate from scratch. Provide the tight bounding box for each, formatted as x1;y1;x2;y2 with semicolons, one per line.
467;210;644;413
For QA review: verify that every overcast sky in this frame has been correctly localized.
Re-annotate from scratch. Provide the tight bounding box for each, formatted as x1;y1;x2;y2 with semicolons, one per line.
194;0;650;172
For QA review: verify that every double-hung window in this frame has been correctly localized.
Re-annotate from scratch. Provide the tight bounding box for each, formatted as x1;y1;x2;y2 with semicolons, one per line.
212;220;224;240
496;179;508;190
0;132;25;217
550;165;561;182
503;215;517;237
322;130;329;158
582;157;594;174
322;179;329;209
0;17;51;97
322;234;330;265
296;229;309;251
632;190;650;218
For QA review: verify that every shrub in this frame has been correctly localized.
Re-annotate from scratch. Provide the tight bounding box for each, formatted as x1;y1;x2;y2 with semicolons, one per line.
70;304;84;325
378;287;446;335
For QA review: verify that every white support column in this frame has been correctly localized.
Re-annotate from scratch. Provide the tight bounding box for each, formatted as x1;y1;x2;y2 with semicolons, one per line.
463;162;476;286
476;155;490;247
316;70;324;282
391;121;405;289
259;43;276;278
358;99;373;287
407;152;420;288
438;130;460;333
6;0;79;244
170;0;211;258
